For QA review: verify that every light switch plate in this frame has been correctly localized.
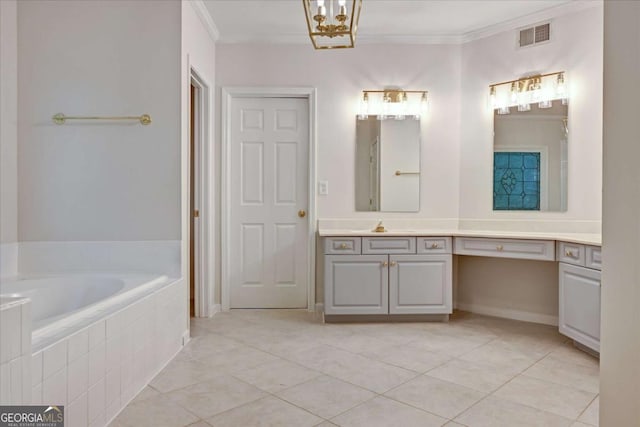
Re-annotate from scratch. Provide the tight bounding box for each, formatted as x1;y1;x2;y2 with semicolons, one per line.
318;181;328;195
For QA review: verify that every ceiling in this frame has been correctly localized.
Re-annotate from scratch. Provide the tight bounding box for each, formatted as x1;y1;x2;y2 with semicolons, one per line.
202;0;592;44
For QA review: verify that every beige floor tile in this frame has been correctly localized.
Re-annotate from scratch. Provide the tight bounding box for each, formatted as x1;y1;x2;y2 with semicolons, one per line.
405;333;490;358
174;334;242;361
165;374;267;419
113;393;199;427
324;334;395;354
547;343;599;369
571;423;594;427
443;422;467;427
455;396;573;427
426;358;515;392
320;353;419;393
131;386;160;403
187;422;211;427
458;341;540;375
283;344;362;371
578;396;599;426
331;395;447;427
148;360;219;393
206;396;323;427
385;375;485;419
524;355;599;393
232;359;322;393
360;343;451;373
193;345;280;374
314;422;338;427
494;375;596;419
277;375;374;419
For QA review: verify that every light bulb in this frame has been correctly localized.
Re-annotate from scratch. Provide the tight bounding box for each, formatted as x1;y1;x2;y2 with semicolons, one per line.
338;0;346;6
489;86;497;109
510;82;518;104
357;92;369;120
530;78;542;102
420;92;428;113
556;73;566;96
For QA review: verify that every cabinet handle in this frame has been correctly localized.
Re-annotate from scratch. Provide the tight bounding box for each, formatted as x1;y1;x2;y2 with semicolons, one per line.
340;243;347;249
496;245;504;251
382;261;388;267
390;261;397;266
565;250;574;257
431;243;439;249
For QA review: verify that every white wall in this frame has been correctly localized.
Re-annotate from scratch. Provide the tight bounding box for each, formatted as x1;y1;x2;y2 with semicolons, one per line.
0;0;17;245
600;2;640;425
0;0;18;278
215;43;462;220
17;0;181;242
459;5;603;225
181;1;217;313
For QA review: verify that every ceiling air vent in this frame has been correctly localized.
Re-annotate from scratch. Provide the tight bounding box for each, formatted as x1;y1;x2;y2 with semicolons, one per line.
519;23;551;48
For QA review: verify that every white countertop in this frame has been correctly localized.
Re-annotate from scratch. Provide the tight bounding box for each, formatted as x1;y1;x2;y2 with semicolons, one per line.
318;229;601;246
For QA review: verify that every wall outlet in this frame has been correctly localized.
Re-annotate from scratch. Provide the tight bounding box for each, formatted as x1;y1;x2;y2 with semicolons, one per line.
318;181;329;195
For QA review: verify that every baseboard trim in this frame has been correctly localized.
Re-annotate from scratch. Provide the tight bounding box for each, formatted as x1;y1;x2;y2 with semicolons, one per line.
456;302;558;326
210;304;221;316
314;303;324;322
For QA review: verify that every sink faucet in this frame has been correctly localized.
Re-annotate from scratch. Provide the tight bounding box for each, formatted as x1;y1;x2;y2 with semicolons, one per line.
373;220;386;233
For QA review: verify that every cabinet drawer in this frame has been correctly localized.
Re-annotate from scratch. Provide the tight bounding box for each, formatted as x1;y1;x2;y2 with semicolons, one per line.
362;237;416;254
557;241;586;266
453;237;555;261
586;246;602;270
324;237;362;255
417;237;452;254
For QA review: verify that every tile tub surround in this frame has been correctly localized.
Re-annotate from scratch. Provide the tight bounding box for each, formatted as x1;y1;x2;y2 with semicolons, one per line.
111;310;600;427
30;279;185;427
0;297;31;404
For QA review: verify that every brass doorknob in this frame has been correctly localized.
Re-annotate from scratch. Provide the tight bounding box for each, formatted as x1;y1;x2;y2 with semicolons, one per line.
298;210;306;218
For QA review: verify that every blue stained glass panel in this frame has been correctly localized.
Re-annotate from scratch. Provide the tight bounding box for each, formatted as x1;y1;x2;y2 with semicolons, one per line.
493;152;540;210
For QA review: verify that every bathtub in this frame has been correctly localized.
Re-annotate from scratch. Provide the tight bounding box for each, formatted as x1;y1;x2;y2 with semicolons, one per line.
0;273;170;349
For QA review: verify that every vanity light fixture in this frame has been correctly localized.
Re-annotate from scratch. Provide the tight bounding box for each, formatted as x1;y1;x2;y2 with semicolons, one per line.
302;0;363;49
357;89;428;120
489;71;568;112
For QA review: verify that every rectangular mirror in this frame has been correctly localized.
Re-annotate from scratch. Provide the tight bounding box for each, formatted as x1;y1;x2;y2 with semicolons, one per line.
493;100;568;211
355;118;420;212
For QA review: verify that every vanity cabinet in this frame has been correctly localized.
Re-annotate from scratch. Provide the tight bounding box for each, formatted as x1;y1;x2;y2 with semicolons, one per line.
558;242;601;353
324;237;452;316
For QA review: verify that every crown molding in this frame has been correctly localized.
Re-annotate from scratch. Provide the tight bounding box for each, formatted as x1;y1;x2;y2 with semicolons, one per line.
190;0;220;42
460;0;602;43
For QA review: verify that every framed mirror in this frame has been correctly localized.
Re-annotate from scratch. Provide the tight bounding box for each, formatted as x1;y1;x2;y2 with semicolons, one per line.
493;100;568;211
355;117;420;212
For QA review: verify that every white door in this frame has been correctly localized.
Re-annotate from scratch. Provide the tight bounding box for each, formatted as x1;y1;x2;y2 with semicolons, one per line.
229;97;309;308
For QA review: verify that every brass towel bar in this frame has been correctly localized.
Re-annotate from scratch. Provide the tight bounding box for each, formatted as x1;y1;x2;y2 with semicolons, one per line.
52;113;152;125
395;171;420;176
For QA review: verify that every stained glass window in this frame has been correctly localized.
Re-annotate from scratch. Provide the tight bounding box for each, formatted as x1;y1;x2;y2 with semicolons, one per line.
493;152;540;210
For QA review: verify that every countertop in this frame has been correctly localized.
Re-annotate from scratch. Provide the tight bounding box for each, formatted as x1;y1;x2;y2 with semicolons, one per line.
318;228;601;246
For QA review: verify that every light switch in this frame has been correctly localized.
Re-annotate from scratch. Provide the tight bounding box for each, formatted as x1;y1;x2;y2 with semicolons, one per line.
318;181;329;195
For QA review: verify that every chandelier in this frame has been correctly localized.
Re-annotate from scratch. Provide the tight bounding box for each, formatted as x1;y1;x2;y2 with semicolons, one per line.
302;0;363;50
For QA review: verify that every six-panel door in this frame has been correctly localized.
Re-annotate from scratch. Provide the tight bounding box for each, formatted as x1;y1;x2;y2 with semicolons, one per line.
389;255;452;314
324;255;389;315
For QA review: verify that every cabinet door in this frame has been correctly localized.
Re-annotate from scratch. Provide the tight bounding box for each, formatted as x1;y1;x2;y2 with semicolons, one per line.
389;254;452;314
324;255;389;315
559;263;601;352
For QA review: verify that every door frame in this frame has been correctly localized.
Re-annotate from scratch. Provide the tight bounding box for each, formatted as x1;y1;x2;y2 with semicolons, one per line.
221;86;317;311
188;67;214;318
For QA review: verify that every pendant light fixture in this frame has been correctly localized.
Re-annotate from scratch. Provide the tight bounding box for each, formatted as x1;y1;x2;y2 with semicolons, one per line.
302;0;363;49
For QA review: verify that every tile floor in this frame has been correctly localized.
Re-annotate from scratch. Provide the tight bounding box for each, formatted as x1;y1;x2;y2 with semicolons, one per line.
109;310;599;427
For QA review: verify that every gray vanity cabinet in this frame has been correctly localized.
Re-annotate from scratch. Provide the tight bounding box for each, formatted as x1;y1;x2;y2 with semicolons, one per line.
323;237;452;316
558;243;601;353
389;255;452;314
324;254;389;315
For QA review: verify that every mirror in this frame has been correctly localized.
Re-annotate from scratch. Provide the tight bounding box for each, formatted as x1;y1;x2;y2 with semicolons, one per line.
493;100;568;211
355;118;420;212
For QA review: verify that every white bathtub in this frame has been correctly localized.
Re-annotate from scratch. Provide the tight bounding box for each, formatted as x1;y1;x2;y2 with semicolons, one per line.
0;273;169;346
